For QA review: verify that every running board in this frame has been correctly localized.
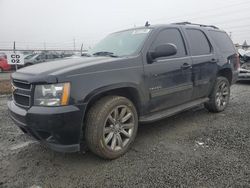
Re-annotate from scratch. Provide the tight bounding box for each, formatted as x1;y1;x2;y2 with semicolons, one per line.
139;98;209;123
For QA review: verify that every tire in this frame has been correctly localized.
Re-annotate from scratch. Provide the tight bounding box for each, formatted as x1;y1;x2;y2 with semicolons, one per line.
205;76;230;113
85;96;138;159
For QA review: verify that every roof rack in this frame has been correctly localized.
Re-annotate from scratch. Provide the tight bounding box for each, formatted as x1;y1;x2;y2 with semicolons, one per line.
173;22;219;29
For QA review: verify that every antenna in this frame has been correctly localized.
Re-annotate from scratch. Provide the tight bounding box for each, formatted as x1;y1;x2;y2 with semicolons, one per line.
145;21;150;27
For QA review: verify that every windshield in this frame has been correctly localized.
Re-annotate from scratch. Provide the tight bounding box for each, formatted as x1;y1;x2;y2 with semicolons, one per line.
89;28;151;57
25;54;36;60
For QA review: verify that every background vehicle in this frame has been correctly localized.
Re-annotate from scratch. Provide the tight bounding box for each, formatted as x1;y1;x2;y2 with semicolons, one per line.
24;53;36;60
24;52;62;66
238;49;250;80
0;53;11;72
8;22;239;159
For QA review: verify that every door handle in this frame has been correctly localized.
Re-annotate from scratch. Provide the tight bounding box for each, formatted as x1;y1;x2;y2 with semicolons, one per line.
181;63;192;69
211;58;218;63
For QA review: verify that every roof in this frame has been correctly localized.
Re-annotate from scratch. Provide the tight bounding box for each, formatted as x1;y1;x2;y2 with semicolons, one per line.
172;22;219;29
138;22;219;30
115;22;221;34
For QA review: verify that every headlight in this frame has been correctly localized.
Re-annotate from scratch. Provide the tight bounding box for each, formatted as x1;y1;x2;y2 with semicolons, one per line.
34;83;70;106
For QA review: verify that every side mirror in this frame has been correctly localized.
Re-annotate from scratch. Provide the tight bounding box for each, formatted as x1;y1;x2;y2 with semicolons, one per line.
148;43;177;62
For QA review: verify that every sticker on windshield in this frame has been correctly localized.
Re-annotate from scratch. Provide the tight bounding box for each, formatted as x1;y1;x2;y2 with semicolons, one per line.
132;29;150;35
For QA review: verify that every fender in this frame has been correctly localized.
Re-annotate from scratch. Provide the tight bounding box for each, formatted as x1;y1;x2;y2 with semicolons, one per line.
83;82;145;105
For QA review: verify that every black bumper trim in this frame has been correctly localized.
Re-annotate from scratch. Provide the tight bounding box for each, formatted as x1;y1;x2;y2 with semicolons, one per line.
8;100;85;153
9;112;80;152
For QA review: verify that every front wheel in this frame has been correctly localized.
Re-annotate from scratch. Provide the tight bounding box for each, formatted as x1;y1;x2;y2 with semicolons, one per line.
85;96;138;159
205;76;230;113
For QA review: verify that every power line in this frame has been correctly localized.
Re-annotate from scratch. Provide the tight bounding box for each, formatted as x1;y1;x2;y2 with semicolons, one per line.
113;0;250;30
149;1;250;23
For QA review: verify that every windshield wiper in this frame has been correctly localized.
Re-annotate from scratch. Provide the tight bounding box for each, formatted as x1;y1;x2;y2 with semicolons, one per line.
92;51;118;57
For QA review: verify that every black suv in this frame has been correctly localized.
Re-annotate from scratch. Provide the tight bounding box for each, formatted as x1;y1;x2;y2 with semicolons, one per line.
8;22;239;159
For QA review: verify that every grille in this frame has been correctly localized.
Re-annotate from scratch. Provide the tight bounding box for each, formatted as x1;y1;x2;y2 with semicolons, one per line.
12;79;32;108
13;79;31;90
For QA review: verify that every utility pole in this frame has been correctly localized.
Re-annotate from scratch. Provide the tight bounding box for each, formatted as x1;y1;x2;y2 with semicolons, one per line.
44;41;46;51
80;43;83;56
73;38;76;52
13;41;17;71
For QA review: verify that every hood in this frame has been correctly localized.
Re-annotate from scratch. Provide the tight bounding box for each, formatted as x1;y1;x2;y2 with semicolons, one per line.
18;56;115;75
12;56;124;83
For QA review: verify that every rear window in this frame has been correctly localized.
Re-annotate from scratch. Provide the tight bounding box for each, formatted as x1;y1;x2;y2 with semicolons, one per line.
186;29;211;56
209;31;235;54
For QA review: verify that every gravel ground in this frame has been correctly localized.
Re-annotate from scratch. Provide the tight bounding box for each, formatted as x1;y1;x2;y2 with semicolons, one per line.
0;83;250;188
0;72;12;81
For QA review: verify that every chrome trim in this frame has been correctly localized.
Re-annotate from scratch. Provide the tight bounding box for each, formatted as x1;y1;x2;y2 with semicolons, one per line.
13;100;30;108
12;79;32;91
12;79;32;108
14;92;31;98
151;83;193;98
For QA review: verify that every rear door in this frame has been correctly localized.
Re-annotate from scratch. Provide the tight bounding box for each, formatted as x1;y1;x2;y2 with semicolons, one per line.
184;28;217;99
144;28;193;112
208;30;239;82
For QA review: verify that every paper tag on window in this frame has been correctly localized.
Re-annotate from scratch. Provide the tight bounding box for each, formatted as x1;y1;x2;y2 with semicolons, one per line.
132;29;150;35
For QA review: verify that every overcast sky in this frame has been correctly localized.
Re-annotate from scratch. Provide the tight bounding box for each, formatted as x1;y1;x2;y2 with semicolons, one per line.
0;0;250;50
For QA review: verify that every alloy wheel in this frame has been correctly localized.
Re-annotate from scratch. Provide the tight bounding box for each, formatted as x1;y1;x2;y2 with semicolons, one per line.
215;81;229;109
103;105;135;151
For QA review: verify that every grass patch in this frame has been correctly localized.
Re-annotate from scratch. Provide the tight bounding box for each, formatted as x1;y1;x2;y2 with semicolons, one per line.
0;80;11;95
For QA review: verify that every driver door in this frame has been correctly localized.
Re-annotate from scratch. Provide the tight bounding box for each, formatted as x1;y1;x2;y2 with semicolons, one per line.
144;28;193;112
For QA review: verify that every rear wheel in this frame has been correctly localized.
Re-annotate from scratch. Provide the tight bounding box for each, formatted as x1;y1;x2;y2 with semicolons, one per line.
205;76;230;112
85;96;138;159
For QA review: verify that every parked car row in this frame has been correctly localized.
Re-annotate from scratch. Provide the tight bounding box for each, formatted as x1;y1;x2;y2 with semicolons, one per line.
0;51;74;72
23;52;64;66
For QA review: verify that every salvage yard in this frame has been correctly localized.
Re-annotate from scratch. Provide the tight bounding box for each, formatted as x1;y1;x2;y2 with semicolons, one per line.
0;83;250;188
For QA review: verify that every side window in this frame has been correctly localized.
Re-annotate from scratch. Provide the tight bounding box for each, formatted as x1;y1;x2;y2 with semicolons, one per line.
209;31;235;54
186;29;211;56
36;55;41;60
46;54;53;59
150;28;187;59
40;54;45;59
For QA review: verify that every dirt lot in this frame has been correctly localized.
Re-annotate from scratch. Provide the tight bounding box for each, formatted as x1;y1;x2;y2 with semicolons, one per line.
0;72;12;95
0;72;12;81
0;83;250;188
0;80;11;95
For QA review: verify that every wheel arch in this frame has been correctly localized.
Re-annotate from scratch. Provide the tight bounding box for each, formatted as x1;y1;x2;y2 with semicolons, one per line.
83;83;144;119
217;68;233;85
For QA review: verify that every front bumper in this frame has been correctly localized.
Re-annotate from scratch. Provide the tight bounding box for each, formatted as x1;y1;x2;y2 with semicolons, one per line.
238;73;250;80
238;73;250;81
238;68;250;81
8;100;86;153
